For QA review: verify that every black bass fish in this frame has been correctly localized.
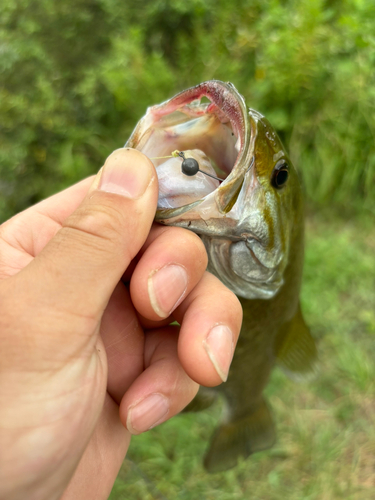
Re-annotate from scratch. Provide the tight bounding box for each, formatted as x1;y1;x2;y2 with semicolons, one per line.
126;80;317;473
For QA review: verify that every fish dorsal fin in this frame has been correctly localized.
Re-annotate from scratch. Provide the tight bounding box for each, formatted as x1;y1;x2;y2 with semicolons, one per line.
275;303;318;381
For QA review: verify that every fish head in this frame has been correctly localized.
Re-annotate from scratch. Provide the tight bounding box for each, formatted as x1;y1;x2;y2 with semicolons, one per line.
126;81;304;300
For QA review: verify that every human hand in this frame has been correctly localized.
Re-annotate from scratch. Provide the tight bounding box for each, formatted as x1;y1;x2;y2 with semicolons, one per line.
0;149;242;500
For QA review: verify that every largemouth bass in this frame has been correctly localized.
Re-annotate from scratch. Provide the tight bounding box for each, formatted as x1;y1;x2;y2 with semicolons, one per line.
126;80;317;473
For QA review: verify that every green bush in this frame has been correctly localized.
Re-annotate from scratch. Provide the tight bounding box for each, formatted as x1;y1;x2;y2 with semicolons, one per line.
1;0;374;221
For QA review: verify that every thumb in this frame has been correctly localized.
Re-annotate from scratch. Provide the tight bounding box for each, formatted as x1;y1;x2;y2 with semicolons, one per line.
19;148;158;320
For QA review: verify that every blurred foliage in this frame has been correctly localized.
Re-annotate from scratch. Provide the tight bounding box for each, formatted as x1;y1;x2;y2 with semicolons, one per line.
1;0;375;221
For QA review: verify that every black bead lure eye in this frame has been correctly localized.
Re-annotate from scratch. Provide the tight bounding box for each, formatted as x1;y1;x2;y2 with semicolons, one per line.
178;151;224;182
181;157;200;176
271;160;289;189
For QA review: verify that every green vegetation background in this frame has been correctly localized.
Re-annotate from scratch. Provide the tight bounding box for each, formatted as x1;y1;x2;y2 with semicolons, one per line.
1;0;374;498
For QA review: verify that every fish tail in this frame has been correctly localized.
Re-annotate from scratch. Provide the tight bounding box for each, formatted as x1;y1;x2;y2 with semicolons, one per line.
204;398;276;473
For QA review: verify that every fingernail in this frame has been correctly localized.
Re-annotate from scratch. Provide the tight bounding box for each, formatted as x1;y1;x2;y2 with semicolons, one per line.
99;148;154;198
203;325;234;382
148;265;188;318
127;393;169;434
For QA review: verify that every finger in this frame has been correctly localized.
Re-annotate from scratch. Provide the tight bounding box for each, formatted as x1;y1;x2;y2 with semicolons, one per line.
175;271;243;387
100;282;144;404
31;176;95;225
14;148;158;323
119;326;199;435
130;226;208;320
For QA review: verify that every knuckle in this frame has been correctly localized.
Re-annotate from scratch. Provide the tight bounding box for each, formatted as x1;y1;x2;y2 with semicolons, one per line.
63;204;124;247
186;230;208;258
217;283;243;330
167;227;208;267
63;202;125;251
0;217;14;243
227;286;242;310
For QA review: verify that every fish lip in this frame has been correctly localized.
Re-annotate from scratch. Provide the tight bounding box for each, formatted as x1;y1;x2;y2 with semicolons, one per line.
173;222;263;247
209;235;275;269
246;243;268;270
240;231;261;244
208;232;260;244
230;236;271;270
199;229;279;273
232;234;282;273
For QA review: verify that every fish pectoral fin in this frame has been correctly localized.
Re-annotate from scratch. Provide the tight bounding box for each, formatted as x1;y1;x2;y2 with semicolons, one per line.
275;303;318;381
182;387;217;413
204;398;276;473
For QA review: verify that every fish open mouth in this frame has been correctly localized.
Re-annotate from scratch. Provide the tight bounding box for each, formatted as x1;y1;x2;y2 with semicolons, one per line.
126;81;253;220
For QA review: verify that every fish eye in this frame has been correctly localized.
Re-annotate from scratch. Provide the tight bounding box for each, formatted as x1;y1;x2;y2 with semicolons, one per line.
271;160;289;189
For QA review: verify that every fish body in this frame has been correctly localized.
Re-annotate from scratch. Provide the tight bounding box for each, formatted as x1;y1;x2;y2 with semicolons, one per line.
127;81;317;472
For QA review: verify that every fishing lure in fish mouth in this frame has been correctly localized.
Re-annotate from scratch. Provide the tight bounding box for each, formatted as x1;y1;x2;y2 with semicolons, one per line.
151;149;225;182
126;81;317;473
178;151;225;182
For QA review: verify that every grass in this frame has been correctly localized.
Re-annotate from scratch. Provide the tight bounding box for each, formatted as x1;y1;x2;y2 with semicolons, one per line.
110;214;375;500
